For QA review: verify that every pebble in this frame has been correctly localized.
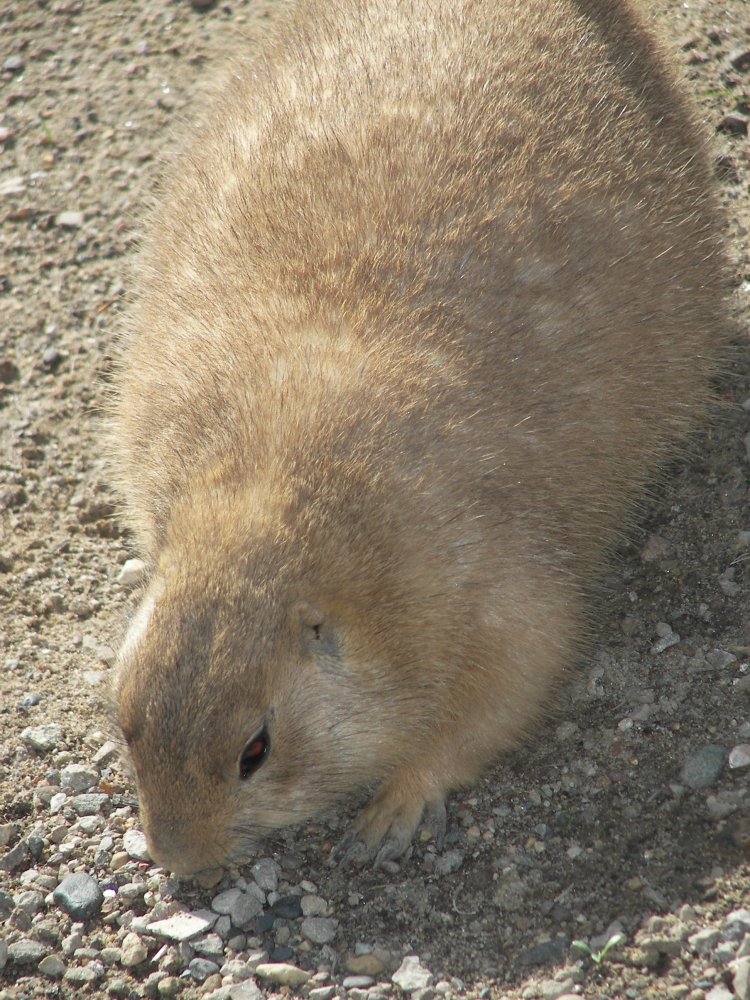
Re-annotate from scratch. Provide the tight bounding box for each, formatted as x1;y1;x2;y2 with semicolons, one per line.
39;954;66;978
251;858;281;892
309;988;336;1000
55;210;84;228
681;745;725;789
301;916;338;945
228;983;263;1000
60;764;99;792
53;873;103;920
3;55;24;73
64;962;104;985
71;793;110;815
301;894;329;917
433;850;464;876
725;910;750;939
729;745;750;770
147;912;214;941
21;724;63;752
0;939;7;970
346;954;386;976
116;558;146;586
393;955;433;992
271;896;303;919
189;957;221;981
343;976;375;989
255;963;311;987
122;828;151;861
688;928;721;955
120;931;148;967
734;957;750;1000
8;938;50;964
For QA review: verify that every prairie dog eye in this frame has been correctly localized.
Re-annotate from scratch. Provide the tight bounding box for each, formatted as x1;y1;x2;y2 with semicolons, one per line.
239;728;269;780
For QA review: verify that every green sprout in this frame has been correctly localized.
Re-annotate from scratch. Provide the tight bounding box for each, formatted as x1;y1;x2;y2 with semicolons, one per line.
572;933;625;966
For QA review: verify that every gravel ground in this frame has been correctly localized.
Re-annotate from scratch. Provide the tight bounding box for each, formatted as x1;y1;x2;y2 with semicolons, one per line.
1;1;749;999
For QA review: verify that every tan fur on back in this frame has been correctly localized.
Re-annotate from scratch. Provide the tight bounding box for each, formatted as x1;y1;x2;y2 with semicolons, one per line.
109;0;729;875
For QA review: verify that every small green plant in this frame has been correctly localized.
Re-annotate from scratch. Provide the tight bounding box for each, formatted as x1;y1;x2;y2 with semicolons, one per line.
571;932;625;966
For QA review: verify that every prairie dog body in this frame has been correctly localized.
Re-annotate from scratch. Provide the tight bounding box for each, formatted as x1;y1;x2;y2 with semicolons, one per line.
110;0;728;875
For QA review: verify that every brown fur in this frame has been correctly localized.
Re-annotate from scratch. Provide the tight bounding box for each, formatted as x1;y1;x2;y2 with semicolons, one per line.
109;0;729;875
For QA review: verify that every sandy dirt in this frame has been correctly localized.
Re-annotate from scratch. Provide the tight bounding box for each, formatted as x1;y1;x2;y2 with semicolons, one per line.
1;1;749;998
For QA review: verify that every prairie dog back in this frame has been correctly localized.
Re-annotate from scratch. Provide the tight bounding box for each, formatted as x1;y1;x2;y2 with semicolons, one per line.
110;0;728;876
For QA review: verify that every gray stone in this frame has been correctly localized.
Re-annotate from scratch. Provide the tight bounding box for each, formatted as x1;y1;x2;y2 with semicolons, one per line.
8;938;50;964
229;983;263;1000
64;962;104;985
188;957;221;981
309;988;336;1000
71;793;110;816
60;764;99;792
519;937;568;967
14;889;45;915
230;892;263;928
122;828;151;861
212;888;242;914
433;851;464;876
392;955;433;992
301;894;329;917
21;724;62;752
681;745;726;789
53;872;103;920
729;745;750;770
120;931;148;967
251;858;281;892
733;956;750;1000
0;939;7;971
301;916;338;945
343;976;375;988
3;55;25;72
688;927;721;955
726;910;750;939
39;955;66;978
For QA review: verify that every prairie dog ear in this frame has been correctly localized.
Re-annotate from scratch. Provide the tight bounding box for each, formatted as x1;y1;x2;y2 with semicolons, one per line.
291;601;341;662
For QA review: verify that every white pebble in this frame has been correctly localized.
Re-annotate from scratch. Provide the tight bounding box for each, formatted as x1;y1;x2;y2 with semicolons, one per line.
117;558;146;586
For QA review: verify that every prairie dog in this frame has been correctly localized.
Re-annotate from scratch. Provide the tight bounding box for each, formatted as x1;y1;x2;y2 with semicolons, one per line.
109;0;728;876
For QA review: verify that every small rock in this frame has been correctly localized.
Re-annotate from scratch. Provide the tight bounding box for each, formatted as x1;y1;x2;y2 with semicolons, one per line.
53;872;103;921
0;939;7;970
21;724;63;752
55;210;85;228
301;894;328;917
8;938;50;964
60;764;99;792
122;828;151;861
681;745;725;789
230;892;263;928
733;956;750;1000
725;910;750;939
0;839;29;872
343;976;375;989
64;962;105;985
39;954;66;978
706;986;733;1000
71;793;110;816
147;912;213;942
346;954;386;976
251;858;281;892
309;988;336;1000
120;932;148;967
256;962;311;987
188;957;221;981
271;896;302;919
688;928;721;956
433;850;464;876
301;916;338;945
519;938;568;967
541;980;575;1000
393;955;433;992
117;558;146;586
3;55;24;73
720;114;748;136
229;983;263;1000
729;745;750;770
158;978;184;998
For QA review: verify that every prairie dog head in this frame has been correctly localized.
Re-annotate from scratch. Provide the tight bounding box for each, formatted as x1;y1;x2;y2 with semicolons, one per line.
112;496;412;876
